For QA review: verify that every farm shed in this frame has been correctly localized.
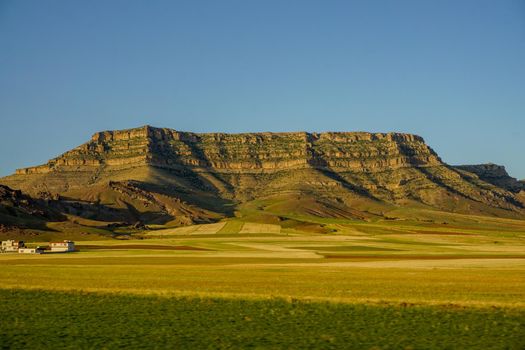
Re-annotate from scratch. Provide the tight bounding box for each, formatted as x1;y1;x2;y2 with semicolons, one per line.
18;247;44;254
50;240;75;252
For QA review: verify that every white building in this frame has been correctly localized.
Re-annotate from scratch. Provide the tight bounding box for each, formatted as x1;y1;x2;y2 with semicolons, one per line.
18;247;44;254
1;240;25;253
50;240;75;252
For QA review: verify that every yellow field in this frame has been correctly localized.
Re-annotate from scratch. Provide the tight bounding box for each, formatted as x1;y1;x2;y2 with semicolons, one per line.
239;222;281;234
2;218;525;309
1;257;524;308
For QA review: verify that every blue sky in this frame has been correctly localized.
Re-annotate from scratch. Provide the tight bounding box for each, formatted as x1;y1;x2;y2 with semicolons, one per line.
1;0;524;178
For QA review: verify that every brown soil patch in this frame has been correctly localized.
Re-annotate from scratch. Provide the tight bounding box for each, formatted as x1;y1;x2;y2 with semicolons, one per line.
77;245;211;251
323;254;525;260
411;230;471;235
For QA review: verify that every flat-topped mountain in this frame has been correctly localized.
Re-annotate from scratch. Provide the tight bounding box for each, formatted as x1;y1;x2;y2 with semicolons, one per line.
1;125;524;229
15;126;440;174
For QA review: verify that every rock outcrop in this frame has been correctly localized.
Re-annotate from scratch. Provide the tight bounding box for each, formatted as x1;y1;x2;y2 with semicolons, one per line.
455;164;525;193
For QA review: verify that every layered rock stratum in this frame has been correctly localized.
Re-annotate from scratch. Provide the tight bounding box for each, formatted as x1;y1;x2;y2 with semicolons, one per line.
1;125;524;226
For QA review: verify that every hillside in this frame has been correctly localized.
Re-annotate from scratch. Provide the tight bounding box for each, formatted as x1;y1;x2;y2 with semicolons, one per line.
0;185;65;232
1;125;524;231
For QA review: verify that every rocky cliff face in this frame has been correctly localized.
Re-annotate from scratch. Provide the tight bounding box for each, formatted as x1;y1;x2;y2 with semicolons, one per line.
16;125;441;174
2;125;524;224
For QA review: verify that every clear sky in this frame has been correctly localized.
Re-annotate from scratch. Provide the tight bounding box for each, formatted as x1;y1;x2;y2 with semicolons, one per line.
1;0;524;178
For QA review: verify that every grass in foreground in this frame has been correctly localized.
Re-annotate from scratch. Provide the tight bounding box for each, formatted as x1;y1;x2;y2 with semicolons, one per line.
1;289;524;350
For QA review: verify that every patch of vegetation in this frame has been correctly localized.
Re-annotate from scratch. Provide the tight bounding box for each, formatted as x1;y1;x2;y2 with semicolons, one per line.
1;289;523;350
216;220;244;234
294;245;401;252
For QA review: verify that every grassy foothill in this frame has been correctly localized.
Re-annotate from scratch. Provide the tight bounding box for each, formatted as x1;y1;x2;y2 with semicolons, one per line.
1;289;524;350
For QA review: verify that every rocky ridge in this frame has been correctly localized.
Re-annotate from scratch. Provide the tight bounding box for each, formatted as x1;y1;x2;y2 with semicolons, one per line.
455;164;525;193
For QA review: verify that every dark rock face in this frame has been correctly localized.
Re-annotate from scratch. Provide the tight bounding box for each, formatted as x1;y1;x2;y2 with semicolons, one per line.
1;125;524;223
455;164;525;193
0;185;65;229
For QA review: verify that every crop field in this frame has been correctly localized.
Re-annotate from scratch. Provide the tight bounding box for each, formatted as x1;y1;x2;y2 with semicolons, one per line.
1;218;525;348
2;289;524;349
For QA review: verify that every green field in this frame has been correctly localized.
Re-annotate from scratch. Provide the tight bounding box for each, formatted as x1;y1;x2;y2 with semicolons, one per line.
2;289;524;349
1;217;525;348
